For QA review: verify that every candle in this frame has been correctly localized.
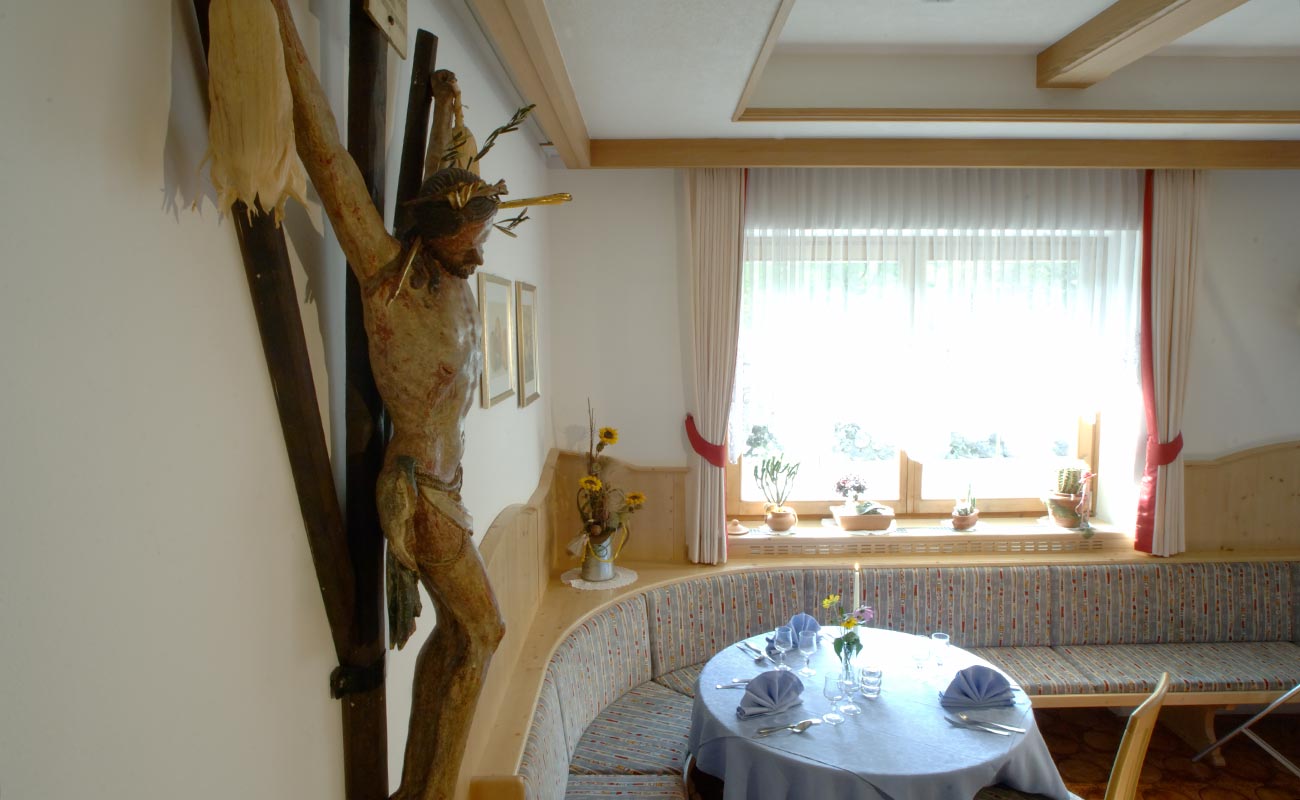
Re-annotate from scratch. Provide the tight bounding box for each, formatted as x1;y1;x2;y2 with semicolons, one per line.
853;562;861;608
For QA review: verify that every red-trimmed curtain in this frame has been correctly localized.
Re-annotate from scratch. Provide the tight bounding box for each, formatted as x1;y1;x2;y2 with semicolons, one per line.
1136;170;1203;556
684;169;745;564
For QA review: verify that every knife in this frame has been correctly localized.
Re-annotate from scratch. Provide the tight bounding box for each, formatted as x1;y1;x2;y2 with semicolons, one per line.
945;715;1011;736
960;716;1026;734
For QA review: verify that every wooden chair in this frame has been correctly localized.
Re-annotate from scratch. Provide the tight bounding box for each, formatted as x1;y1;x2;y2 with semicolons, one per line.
976;672;1173;800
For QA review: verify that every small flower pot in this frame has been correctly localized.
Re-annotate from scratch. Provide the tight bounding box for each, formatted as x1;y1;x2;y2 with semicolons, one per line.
1045;493;1084;528
951;510;979;531
765;507;798;532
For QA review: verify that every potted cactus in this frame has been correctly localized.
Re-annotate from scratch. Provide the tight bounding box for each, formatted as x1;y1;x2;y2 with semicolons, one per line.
1045;464;1093;529
952;485;979;531
755;456;800;532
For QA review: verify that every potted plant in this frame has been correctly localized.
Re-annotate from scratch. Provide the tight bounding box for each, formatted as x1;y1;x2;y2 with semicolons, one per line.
952;484;979;531
571;404;646;581
755;455;800;532
1045;464;1093;529
830;474;894;531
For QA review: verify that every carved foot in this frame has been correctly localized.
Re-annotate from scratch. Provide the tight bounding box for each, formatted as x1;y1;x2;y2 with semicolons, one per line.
1161;704;1227;767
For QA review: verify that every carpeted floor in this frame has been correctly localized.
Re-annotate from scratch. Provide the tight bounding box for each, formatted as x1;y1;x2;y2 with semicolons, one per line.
1036;707;1300;800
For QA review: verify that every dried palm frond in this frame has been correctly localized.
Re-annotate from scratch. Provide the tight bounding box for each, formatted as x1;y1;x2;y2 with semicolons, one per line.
203;0;306;223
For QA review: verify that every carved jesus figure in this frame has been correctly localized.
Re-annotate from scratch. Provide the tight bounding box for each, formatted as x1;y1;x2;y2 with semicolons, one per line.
268;3;506;798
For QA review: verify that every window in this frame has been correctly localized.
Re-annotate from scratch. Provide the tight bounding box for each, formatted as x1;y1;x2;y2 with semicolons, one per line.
727;169;1141;518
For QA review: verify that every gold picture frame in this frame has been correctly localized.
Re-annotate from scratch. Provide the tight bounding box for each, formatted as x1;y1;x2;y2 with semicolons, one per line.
478;272;515;408
514;281;540;407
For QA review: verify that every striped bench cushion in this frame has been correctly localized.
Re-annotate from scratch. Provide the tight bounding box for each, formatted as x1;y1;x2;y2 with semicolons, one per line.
569;682;692;776
645;570;806;678
968;646;1096;695
1051;562;1295;645
805;566;1054;647
551;596;654;749
653;664;703;698
519;666;569;800
564;775;686;799
1056;641;1300;693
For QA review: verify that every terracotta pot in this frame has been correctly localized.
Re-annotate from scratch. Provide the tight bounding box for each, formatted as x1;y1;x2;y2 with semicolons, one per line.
1045;493;1084;528
831;505;894;531
765;508;798;532
951;510;979;531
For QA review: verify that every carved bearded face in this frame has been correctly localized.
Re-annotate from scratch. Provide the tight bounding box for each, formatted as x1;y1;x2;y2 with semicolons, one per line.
405;168;503;280
425;213;496;279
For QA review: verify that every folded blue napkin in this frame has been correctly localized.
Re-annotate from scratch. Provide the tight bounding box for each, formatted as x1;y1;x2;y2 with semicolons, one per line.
788;612;821;636
736;670;804;719
939;665;1015;709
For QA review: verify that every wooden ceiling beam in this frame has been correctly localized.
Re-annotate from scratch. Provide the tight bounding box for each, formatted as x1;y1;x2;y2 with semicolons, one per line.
732;0;797;122
467;0;591;168
739;108;1300;125
1037;0;1251;88
589;138;1300;169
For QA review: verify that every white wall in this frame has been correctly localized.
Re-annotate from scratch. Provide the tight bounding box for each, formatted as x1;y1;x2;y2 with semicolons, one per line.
548;169;692;467
1183;171;1300;459
0;1;553;798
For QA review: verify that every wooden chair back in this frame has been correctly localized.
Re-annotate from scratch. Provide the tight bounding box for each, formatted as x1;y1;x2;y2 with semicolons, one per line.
1104;672;1172;800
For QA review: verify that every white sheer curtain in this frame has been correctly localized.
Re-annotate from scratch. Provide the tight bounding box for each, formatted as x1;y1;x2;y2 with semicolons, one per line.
732;169;1143;502
1140;170;1203;556
686;169;745;564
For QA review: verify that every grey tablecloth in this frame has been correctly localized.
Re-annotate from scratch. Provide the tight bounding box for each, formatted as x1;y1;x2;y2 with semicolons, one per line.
688;628;1071;800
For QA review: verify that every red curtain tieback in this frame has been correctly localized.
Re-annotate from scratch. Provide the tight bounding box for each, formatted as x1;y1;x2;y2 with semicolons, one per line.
1147;432;1184;467
685;414;726;468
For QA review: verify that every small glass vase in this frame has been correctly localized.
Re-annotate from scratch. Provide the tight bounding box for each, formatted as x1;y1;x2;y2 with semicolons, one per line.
580;534;617;582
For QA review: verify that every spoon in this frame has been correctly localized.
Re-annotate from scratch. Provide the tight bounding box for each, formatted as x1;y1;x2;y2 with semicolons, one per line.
736;642;775;665
955;712;1025;733
752;718;820;738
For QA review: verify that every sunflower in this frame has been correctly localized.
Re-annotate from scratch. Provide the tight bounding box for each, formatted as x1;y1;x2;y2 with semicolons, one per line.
598;426;619;445
579;475;602;492
625;491;646;507
842;617;858;630
821;593;840;610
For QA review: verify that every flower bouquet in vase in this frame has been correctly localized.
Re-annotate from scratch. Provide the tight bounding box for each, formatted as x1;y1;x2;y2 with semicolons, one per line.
831;474;894;531
570;404;645;581
822;593;875;679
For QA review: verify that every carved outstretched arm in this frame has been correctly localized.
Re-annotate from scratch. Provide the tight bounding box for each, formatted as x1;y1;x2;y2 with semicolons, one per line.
268;0;400;277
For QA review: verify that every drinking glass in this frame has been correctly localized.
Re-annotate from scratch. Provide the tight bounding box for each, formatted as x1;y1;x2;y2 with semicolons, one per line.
838;671;862;716
859;665;883;699
821;676;845;725
912;638;931;672
930;632;950;666
797;631;817;677
773;626;794;671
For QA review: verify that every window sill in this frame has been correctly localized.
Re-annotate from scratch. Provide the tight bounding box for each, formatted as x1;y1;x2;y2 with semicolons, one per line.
726;516;1131;558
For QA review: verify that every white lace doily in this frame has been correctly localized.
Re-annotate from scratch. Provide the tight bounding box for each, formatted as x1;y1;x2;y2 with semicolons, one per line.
561;566;639;591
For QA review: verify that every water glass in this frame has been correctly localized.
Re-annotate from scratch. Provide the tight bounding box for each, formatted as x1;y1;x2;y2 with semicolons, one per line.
773;625;794;671
821;676;845;725
930;632;950;666
912;638;931;671
859;665;883;699
838;672;862;716
797;631;818;677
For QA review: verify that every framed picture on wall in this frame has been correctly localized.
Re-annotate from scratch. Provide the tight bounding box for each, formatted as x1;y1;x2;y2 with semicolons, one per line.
515;281;540;407
478;272;515;408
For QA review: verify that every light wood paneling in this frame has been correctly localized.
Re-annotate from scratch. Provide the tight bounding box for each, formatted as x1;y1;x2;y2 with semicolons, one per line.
466;0;591;167
1036;0;1251;88
460;450;557;799
589;138;1300;169
739;108;1300;125
731;0;797;123
1184;440;1300;551
552;450;689;568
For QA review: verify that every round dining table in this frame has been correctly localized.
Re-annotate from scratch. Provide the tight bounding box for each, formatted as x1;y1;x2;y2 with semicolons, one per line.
687;627;1073;800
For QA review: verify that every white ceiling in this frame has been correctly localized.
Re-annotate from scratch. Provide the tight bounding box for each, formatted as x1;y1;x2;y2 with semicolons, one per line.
540;0;1300;141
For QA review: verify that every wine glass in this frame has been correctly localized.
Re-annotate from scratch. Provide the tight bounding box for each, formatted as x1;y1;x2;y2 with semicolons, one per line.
797;631;817;677
773;626;794;671
821;676;845;725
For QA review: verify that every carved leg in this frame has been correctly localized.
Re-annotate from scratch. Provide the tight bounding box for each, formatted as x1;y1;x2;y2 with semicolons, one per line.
391;498;505;800
1161;705;1227;767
